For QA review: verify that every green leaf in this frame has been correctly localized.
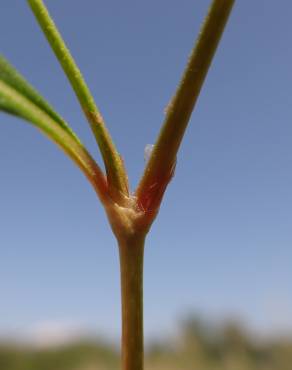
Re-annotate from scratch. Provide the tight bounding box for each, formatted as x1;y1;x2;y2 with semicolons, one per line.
0;55;81;143
0;78;109;204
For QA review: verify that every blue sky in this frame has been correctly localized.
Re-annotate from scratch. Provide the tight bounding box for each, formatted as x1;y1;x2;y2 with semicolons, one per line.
1;0;292;342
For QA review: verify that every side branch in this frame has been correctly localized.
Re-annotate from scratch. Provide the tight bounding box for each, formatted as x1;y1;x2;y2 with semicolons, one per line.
27;0;129;200
136;0;235;212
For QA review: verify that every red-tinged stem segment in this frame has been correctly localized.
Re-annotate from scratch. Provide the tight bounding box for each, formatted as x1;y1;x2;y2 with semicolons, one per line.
118;235;145;370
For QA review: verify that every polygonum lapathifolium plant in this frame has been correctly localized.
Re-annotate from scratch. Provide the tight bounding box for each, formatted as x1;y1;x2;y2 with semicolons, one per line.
0;0;235;369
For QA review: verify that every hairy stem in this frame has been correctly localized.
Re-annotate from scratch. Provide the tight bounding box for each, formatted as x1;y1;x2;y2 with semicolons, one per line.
27;0;129;200
118;235;145;370
136;0;235;211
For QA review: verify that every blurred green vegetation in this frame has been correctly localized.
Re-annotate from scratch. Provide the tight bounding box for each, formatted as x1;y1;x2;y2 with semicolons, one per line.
1;317;292;370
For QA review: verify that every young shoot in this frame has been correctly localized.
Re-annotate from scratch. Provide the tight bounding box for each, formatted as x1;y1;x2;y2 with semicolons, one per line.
0;1;235;369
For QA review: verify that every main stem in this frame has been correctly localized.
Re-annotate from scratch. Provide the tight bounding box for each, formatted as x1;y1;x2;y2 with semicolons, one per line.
118;235;145;370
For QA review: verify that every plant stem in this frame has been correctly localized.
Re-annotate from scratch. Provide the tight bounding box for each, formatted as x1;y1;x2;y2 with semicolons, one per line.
27;0;129;200
136;0;235;211
118;235;145;370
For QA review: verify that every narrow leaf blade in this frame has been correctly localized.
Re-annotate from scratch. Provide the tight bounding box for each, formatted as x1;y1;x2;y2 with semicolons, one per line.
0;55;80;143
0;79;109;204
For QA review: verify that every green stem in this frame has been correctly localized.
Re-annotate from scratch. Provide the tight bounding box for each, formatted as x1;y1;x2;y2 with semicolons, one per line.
136;0;235;211
27;0;129;200
118;235;145;370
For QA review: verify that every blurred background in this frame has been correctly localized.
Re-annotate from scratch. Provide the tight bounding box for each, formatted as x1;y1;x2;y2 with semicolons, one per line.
1;0;292;369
